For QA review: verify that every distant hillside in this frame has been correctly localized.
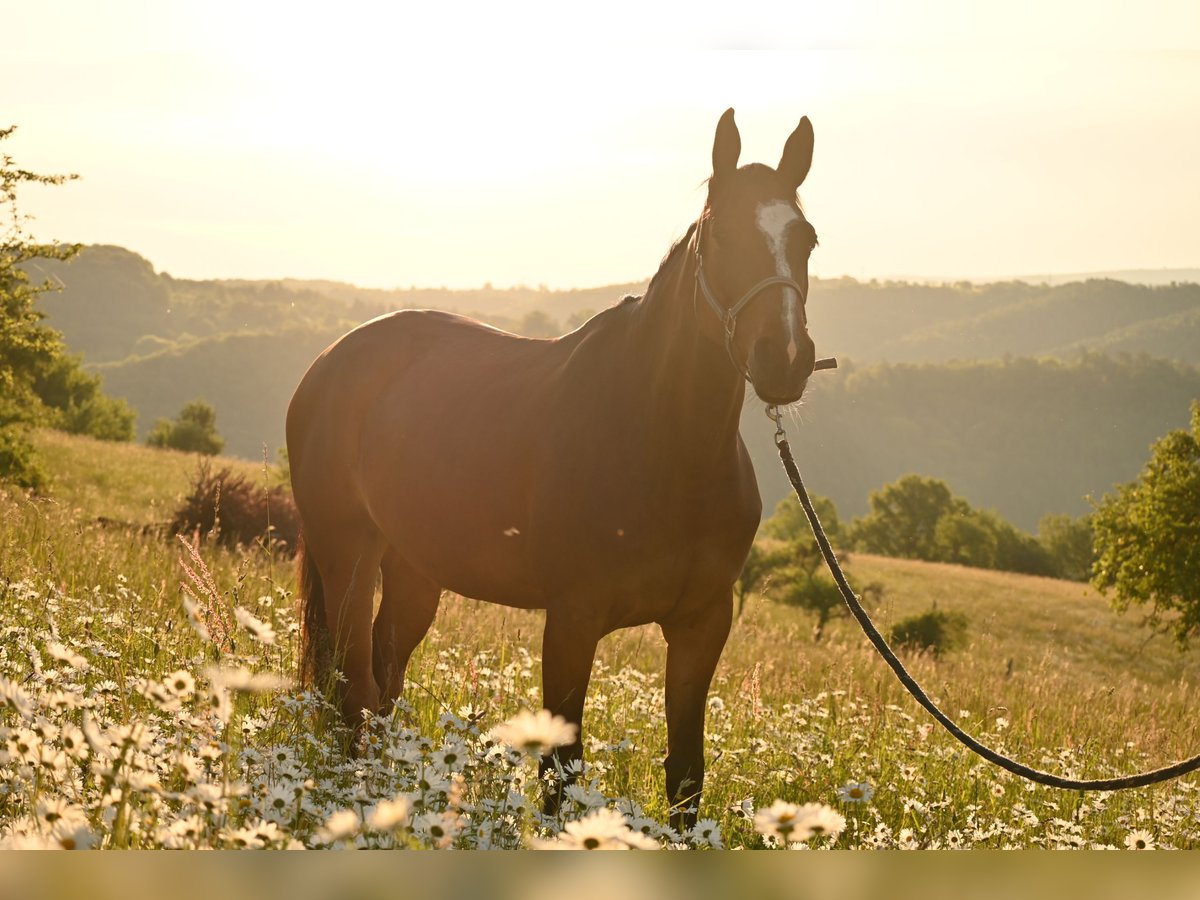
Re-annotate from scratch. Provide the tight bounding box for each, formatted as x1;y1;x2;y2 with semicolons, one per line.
30;245;1200;369
744;353;1200;530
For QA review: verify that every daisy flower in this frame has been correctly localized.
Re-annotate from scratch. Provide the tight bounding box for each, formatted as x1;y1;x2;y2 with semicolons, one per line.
754;800;846;844
367;795;412;832
1124;829;1154;850
234;607;277;645
836;780;875;804
489;709;577;757
535;808;653;850
316;808;360;844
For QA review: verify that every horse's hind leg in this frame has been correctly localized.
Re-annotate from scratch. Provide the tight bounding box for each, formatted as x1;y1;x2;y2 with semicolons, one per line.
313;530;387;729
373;548;441;711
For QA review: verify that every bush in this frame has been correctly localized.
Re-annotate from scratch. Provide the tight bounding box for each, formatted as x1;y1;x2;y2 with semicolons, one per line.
147;399;224;455
0;425;46;490
169;460;299;553
888;608;969;658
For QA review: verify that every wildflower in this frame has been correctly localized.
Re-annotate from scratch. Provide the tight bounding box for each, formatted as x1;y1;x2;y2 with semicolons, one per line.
162;815;206;849
52;821;98;850
205;666;289;694
223;825;265;849
181;595;211;643
0;676;34;719
260;784;297;823
45;641;88;671
897;827;918;849
249;820;285;846
411;810;462;849
234;607;277;646
754;800;846;844
164;670;197;698
367;795;412;832
36;797;86;832
489;709;577;757
836;781;875;804
59;724;89;762
1124;829;1154;850
317;808;360;844
687;818;724;849
535;808;651;850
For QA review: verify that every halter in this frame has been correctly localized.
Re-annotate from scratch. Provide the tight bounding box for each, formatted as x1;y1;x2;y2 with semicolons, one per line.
691;218;808;382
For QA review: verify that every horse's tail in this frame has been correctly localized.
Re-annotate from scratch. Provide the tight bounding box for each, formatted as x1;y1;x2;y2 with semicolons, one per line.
297;535;332;689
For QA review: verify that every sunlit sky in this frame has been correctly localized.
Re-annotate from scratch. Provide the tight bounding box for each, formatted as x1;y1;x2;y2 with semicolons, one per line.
4;0;1198;288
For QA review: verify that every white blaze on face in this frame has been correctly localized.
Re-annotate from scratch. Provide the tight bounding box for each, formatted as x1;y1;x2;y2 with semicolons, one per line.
755;200;804;364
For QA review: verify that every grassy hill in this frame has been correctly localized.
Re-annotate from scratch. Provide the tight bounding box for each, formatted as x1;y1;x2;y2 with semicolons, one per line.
3;429;1198;848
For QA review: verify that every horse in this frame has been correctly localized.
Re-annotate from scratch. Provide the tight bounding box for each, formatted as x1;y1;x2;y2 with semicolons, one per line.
286;108;819;831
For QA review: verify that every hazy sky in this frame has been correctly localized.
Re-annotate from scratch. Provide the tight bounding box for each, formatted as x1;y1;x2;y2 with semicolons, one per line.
4;0;1198;288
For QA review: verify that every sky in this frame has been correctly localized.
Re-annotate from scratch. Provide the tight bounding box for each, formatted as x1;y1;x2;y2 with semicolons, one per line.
4;0;1199;289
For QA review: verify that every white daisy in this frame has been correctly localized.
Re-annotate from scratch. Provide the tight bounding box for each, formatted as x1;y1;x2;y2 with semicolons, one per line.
1124;829;1154;850
836;780;875;804
489;708;577;757
367;795;412;832
234;607;277;645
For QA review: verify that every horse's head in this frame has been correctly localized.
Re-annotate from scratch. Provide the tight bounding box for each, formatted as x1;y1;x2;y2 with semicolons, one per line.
697;108;818;405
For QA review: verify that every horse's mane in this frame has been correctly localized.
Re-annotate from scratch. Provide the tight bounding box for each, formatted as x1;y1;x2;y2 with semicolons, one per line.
644;220;699;296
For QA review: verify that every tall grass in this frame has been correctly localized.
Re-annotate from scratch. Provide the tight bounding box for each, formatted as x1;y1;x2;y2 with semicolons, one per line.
1;435;1197;849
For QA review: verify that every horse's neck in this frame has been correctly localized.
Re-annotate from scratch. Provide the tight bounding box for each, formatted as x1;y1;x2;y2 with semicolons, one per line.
627;241;748;460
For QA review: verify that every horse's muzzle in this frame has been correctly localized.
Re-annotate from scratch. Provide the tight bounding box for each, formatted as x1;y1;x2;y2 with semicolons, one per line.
748;334;815;404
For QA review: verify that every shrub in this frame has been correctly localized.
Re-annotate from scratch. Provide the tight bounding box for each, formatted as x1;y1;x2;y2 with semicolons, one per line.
169;460;299;553
0;425;46;490
147;399;224;455
888;608;968;658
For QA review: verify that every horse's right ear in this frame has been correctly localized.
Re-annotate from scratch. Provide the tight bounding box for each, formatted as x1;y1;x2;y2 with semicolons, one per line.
712;108;740;179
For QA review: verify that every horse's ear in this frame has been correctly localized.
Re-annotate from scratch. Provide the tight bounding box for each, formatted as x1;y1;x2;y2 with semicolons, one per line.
712;108;741;179
777;116;814;190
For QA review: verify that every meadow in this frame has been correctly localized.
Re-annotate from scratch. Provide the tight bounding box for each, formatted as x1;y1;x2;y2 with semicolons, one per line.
1;429;1197;849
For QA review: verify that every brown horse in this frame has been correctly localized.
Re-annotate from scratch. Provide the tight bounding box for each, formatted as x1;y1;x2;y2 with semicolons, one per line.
286;108;818;830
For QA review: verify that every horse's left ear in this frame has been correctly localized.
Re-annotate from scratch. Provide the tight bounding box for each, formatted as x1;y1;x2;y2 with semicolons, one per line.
712;108;741;179
777;116;814;190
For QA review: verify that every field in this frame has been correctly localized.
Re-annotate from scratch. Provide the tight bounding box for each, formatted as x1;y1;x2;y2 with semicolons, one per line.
1;429;1197;849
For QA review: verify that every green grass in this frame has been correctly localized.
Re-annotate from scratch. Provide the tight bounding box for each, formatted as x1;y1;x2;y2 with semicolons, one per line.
1;431;1197;849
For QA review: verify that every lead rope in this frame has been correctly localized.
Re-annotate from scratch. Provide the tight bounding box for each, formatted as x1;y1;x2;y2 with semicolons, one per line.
768;404;1200;790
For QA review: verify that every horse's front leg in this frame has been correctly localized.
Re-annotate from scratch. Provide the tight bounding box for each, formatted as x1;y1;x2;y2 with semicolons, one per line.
538;609;602;819
661;595;733;835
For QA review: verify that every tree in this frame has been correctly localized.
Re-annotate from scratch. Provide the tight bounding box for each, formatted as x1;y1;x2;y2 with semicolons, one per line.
1091;402;1200;647
760;493;842;546
1037;513;1094;582
1;126;78;487
849;475;968;560
147;399;225;455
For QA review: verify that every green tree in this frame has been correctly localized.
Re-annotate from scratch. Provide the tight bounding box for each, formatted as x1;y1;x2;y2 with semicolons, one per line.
850;475;969;560
32;352;135;441
1091;402;1200;647
0;126;79;487
1037;513;1094;582
147;399;225;455
760;493;842;546
932;510;998;568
